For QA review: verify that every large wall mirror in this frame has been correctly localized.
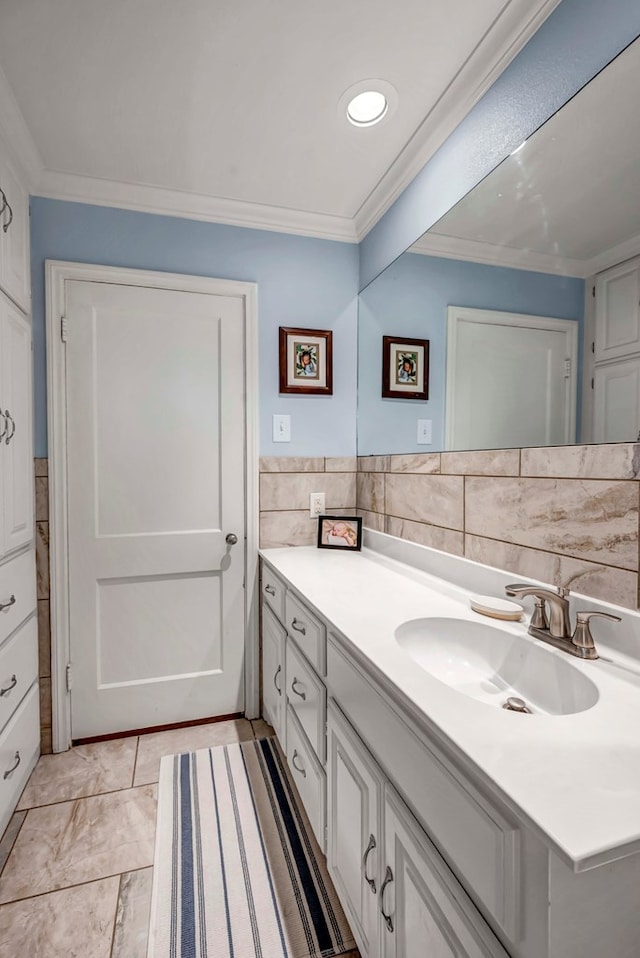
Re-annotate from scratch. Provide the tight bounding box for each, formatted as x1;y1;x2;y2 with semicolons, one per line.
358;36;640;455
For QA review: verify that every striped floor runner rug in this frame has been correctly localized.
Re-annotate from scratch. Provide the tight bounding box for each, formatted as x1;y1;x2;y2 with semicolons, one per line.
148;737;356;958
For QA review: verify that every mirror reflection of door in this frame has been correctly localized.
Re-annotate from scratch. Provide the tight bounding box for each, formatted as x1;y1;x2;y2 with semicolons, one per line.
445;307;578;451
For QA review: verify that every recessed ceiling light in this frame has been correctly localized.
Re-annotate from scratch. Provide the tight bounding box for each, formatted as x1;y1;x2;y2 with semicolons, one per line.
338;79;398;130
346;90;388;127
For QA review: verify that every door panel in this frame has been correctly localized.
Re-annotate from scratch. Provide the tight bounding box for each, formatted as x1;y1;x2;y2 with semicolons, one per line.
66;280;246;737
1;296;33;556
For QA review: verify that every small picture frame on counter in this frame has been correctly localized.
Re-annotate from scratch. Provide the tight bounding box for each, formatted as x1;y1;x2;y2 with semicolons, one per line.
317;515;362;551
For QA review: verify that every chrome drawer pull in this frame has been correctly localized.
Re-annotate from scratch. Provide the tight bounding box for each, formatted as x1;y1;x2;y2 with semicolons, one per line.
380;866;394;932
291;749;306;777
291;618;306;635
363;833;377;892
2;199;12;234
3;751;20;780
291;677;306;700
265;584;276;596
0;675;17;697
0;189;6;216
274;664;282;695
0;595;16;612
4;411;15;445
0;410;6;443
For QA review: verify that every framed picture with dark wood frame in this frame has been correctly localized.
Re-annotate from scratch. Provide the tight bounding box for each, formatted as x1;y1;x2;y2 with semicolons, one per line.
279;327;333;395
382;335;429;400
317;515;362;551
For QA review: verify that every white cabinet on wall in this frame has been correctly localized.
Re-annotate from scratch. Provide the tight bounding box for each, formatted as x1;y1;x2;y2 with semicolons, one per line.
0;150;30;313
591;256;640;441
0;294;33;558
594;257;640;362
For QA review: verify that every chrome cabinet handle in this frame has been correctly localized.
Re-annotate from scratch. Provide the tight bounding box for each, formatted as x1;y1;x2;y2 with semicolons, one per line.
0;189;6;217
4;411;15;445
225;532;238;545
291;618;306;636
291;749;306;777
265;584;275;596
363;833;377;893
0;410;6;443
0;675;17;697
380;866;394;932
3;751;20;779
291;677;306;700
0;595;16;612
2;198;13;234
273;664;282;695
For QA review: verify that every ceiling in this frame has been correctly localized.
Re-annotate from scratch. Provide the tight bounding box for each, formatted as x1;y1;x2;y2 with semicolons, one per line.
419;34;640;276
0;0;560;240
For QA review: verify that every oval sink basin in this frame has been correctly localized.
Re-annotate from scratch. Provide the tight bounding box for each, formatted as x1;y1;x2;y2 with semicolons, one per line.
395;617;599;715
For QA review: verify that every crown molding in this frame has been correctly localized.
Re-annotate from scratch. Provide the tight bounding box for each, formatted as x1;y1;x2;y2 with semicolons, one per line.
35;169;359;243
584;232;640;277
0;62;43;190
411;231;587;278
353;0;564;241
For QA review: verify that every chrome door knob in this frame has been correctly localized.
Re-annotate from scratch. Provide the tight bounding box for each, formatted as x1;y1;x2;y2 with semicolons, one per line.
225;533;238;545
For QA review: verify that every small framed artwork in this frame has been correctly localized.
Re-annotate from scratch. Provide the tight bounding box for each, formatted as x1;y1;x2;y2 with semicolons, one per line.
317;515;363;551
382;335;429;400
279;327;333;395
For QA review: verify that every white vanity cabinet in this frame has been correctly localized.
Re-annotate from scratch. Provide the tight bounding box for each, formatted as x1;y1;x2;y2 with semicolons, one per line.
261;604;285;743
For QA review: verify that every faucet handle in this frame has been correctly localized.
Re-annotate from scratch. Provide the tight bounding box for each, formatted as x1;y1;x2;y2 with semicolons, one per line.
571;611;622;659
530;597;549;631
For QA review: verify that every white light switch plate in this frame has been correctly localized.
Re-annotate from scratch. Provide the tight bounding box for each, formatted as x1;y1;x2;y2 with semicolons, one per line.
273;414;291;442
417;419;432;444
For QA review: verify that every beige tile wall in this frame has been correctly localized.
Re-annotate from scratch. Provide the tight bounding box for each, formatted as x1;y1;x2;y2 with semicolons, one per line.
259;457;357;548
356;444;640;610
34;458;52;753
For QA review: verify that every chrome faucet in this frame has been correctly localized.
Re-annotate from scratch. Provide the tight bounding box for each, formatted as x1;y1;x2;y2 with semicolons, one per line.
504;583;620;660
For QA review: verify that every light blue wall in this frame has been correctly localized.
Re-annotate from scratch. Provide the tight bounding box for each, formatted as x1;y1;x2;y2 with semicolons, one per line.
360;0;640;288
30;198;359;458
358;252;584;454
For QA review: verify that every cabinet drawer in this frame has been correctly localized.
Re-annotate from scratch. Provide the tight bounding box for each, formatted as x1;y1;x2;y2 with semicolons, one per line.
328;636;521;943
286;639;326;763
285;590;326;675
0;551;36;647
286;705;326;851
0;682;39;838
262;564;286;623
0;614;38;734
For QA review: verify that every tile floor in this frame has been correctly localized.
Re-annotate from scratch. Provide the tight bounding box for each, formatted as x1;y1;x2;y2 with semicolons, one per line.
0;716;274;958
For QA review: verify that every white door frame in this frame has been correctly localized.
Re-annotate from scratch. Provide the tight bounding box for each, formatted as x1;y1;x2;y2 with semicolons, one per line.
445;305;578;449
45;261;259;752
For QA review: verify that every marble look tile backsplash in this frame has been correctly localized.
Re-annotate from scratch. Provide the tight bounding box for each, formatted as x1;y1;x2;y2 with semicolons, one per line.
356;444;640;610
259;457;357;548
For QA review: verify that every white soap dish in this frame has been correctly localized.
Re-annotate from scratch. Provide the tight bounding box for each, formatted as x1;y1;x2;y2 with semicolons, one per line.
470;594;524;621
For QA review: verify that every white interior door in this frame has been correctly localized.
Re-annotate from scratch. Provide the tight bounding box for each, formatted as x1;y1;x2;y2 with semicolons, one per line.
65;279;247;738
446;306;578;450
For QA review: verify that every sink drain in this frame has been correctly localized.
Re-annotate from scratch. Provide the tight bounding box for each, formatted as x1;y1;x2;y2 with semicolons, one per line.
502;696;532;714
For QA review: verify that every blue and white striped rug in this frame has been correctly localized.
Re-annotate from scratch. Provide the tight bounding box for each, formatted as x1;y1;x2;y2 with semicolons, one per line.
147;737;356;958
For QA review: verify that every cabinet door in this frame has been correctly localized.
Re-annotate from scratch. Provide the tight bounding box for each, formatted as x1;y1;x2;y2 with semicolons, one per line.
1;298;34;556
262;604;285;743
382;789;505;958
593;357;640;442
327;702;383;958
0;155;30;312
594;258;640;362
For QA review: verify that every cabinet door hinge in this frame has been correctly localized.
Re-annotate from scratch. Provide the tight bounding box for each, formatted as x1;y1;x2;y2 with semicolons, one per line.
591;377;595;389
60;317;68;343
65;663;73;692
592;285;596;297
564;358;571;379
591;341;595;354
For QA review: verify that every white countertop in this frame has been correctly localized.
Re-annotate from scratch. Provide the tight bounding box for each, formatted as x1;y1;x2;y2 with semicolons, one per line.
261;542;640;872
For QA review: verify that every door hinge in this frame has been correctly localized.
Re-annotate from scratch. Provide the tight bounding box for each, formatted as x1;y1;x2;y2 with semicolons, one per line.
65;663;73;692
60;317;68;342
564;358;571;379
